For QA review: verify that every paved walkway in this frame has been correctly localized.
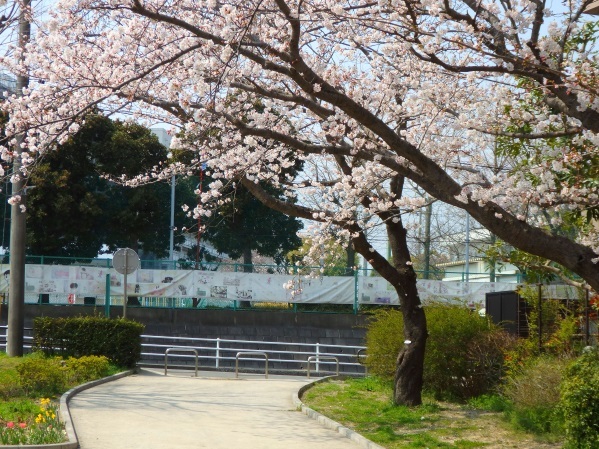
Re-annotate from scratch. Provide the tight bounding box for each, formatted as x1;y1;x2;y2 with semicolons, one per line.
68;369;364;449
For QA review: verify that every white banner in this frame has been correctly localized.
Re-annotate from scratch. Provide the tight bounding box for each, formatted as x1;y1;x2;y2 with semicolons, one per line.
0;264;581;305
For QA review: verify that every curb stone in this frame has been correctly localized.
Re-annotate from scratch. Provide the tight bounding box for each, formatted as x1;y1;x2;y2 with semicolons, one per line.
2;369;136;449
293;376;386;449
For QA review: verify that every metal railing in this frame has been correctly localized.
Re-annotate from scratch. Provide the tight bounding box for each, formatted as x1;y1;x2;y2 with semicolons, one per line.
164;347;199;377
235;351;269;379
307;356;339;379
0;328;364;377
143;334;366;376
0;325;34;351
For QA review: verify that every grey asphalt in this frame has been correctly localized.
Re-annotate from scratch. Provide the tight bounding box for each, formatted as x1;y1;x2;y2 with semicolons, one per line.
67;368;367;449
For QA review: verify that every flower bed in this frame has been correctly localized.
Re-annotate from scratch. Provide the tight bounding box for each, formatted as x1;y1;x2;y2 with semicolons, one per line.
0;398;66;445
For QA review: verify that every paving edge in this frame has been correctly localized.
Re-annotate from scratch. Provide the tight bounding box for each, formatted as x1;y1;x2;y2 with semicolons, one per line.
2;369;136;449
292;376;385;449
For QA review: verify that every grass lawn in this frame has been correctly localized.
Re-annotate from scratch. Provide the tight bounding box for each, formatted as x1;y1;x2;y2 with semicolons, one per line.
301;377;564;449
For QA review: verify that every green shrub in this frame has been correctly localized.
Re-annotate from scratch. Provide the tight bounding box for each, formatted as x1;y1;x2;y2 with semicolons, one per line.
517;285;584;358
364;309;402;380
16;354;68;397
502;355;568;435
425;304;513;400
65;355;111;384
560;348;599;448
0;353;25;399
365;303;513;400
33;315;144;368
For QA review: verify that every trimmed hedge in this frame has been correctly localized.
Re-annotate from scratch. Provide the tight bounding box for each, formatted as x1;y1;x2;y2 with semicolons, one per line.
33;316;144;368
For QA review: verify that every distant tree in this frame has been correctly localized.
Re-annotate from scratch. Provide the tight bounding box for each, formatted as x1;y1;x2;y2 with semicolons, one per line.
202;180;303;272
288;236;356;276
25;114;182;258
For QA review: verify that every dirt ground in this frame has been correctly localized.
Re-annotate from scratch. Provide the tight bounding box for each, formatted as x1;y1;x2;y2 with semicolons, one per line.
427;402;563;449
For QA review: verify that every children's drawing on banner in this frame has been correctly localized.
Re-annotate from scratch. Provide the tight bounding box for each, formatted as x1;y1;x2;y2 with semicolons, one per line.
77;267;96;280
236;289;253;301
25;280;38;292
136;270;153;283
41;280;59;293
26;265;43;278
0;268;9;293
68;282;79;301
110;274;121;287
195;272;214;285
52;266;70;279
373;293;392;304
362;279;375;290
223;276;240;286
210;286;228;299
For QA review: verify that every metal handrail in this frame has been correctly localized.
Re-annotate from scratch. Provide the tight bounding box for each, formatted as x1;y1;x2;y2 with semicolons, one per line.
235;351;269;379
356;348;368;376
306;356;339;378
164;347;198;377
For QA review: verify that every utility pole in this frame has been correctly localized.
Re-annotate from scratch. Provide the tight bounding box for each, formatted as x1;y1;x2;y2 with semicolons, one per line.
464;213;470;283
423;201;432;279
7;0;30;357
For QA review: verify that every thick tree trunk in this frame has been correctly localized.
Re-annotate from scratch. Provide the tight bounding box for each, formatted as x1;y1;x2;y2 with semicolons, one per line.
394;280;427;405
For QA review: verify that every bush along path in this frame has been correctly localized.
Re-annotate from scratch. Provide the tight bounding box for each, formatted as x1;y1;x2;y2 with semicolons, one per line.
0;352;123;446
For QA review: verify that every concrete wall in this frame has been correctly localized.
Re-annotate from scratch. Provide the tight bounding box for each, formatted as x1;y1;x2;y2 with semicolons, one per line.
1;304;366;343
1;304;371;374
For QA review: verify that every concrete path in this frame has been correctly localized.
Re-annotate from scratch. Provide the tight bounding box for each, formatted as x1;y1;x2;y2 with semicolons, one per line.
68;369;364;449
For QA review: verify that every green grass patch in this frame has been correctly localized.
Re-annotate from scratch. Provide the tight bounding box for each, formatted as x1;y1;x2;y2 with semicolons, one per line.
301;377;560;449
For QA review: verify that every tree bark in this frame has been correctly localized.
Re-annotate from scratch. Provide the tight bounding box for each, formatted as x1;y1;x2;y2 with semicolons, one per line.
394;279;427;406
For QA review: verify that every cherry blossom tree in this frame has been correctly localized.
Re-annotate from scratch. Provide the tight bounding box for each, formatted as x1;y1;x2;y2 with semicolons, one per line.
1;0;599;405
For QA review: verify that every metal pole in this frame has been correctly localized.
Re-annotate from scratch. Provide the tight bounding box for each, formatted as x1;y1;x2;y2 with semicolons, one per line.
353;267;358;314
7;0;31;357
537;283;542;353
464;213;470;283
123;251;128;319
423;201;432;279
585;288;590;346
169;174;175;260
316;342;320;373
104;274;110;318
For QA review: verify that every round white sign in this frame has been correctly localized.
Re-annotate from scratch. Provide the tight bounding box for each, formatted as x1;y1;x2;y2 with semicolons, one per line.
112;248;140;275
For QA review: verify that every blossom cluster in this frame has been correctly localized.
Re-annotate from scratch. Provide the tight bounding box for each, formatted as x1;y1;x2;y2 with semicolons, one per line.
0;0;597;286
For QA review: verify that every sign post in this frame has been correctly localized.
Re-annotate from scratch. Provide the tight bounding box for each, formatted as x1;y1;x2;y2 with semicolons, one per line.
112;248;140;319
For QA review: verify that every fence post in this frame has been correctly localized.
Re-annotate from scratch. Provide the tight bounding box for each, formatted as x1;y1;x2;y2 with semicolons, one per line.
353;267;358;314
584;288;590;346
537;283;543;353
105;274;110;318
216;337;220;369
316;342;320;373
